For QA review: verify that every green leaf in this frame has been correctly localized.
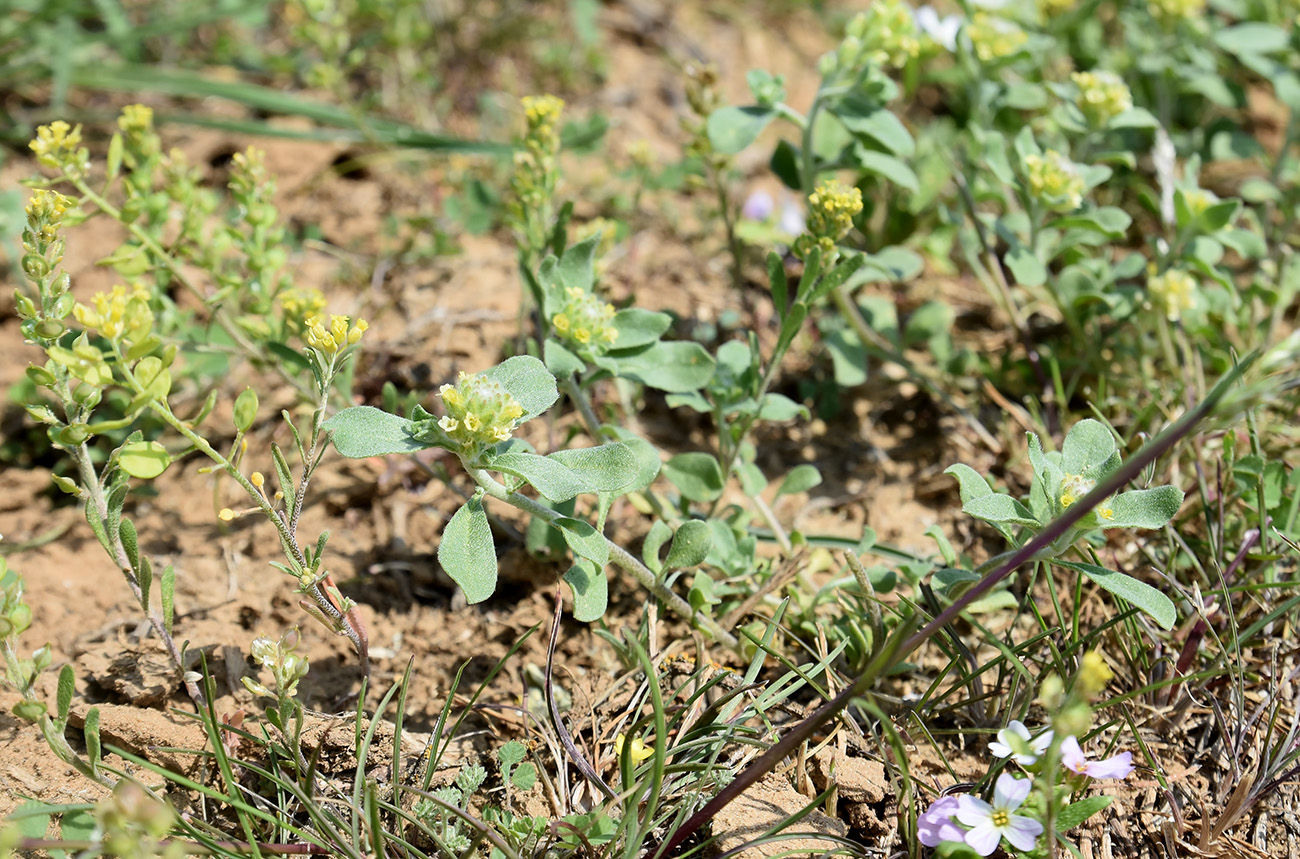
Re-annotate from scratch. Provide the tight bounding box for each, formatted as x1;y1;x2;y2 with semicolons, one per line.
485;355;559;420
1109;107;1158;129
1061;419;1119;475
564;559;607;621
161;564;175;634
553;517;610;566
512;761;537;791
120;518;140;571
642;520;672;573
664;520;712;570
548;442;642;494
325;407;431;458
758;393;808;421
777;464;822;497
1056;795;1113;830
10;802;56;840
856;150;919;193
1214;22;1289;56
945;464;994;502
602;341;717;392
1006;247;1047;287
931;567;980;599
544;340;586;377
663;452;725;503
85;707;101;770
118;441;170;479
134;356;172;400
439;497;497;604
1049;207;1131;238
610;308;672;350
833;100;914;156
491;452;593;502
826;330;868;387
59;808;97;842
57;664;74;723
963;493;1040;526
1055;560;1177;629
706;105;775;154
599;432;662;494
557;234;599;293
1103;486;1185;529
770;140;802;190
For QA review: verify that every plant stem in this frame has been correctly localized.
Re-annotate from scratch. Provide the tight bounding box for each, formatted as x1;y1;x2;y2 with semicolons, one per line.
466;468;739;649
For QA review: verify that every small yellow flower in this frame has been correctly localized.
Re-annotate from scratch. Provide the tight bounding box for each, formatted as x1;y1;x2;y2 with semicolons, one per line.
435;370;528;456
117;104;154;140
614;733;655;763
1148;0;1206;25
218;508;236;522
1076;650;1113;698
966;13;1029;63
1147;267;1197;321
794;179;863;263
1058;473;1095;509
549;287;619;354
30;121;89;174
1023;150;1086;213
303;313;367;354
842;1;921;70
1071;71;1133;127
250;472;265;488
1181;188;1218;217
73;284;154;344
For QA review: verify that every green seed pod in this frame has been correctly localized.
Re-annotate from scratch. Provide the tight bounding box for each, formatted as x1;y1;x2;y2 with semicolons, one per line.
34;319;65;339
72;383;102;408
25;365;56;387
8;603;31;635
234;388;258;433
14;292;37;320
11;699;47;722
51;474;80;495
50;292;75;319
58;424;90;445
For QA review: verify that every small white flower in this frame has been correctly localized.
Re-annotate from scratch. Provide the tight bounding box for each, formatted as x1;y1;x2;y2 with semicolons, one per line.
778;199;806;236
989;720;1053;766
957;773;1044;856
915;6;962;51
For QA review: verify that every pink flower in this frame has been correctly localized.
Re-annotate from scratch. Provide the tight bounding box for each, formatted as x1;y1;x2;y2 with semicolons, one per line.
917;795;965;847
1061;736;1135;779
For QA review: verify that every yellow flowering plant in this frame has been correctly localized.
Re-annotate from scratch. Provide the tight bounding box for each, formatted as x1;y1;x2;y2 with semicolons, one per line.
945;419;1185;629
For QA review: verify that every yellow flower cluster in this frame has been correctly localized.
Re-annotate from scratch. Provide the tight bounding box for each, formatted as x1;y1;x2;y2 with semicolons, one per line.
30;121;89;174
966;13;1029;63
510;95;566;238
1023;150;1086;213
74;284;154;345
1059;473;1113;519
794;180;863;262
1181;188;1218;217
552;286;619;353
1148;0;1206;24
843;1;920;70
25;189;73;245
304;314;368;354
1147;268;1197;321
1071;71;1133;127
118;104;154;141
437;371;526;454
280;288;327;328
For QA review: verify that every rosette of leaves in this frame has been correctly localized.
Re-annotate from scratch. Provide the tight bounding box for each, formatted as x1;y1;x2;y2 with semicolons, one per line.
533;233;716;393
945;419;1184;628
324;356;664;620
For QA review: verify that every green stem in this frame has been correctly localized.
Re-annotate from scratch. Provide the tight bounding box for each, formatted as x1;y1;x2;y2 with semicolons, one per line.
466;467;739;649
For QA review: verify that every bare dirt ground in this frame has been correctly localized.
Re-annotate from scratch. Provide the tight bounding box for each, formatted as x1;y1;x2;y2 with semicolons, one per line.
0;2;1292;857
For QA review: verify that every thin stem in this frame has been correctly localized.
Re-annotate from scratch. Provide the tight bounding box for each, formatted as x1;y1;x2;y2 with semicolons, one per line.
466;467;739;649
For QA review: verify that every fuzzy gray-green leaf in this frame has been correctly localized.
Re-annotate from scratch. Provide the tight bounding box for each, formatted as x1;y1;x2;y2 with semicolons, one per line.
963;493;1040;526
548;442;641;494
554;517;610;566
564;559;608;621
1056;560;1177;629
484;355;559;421
602;341;717;393
664;520;712;571
491;452;593;502
439;497;497;604
1103;486;1185;529
325;406;430;458
663;452;725;503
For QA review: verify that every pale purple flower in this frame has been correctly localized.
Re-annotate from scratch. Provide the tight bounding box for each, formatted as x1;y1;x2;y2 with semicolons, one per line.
778;199;805;235
741;189;775;221
957;774;1043;856
1061;736;1135;779
917;795;965;847
915;6;961;51
989;720;1053;766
